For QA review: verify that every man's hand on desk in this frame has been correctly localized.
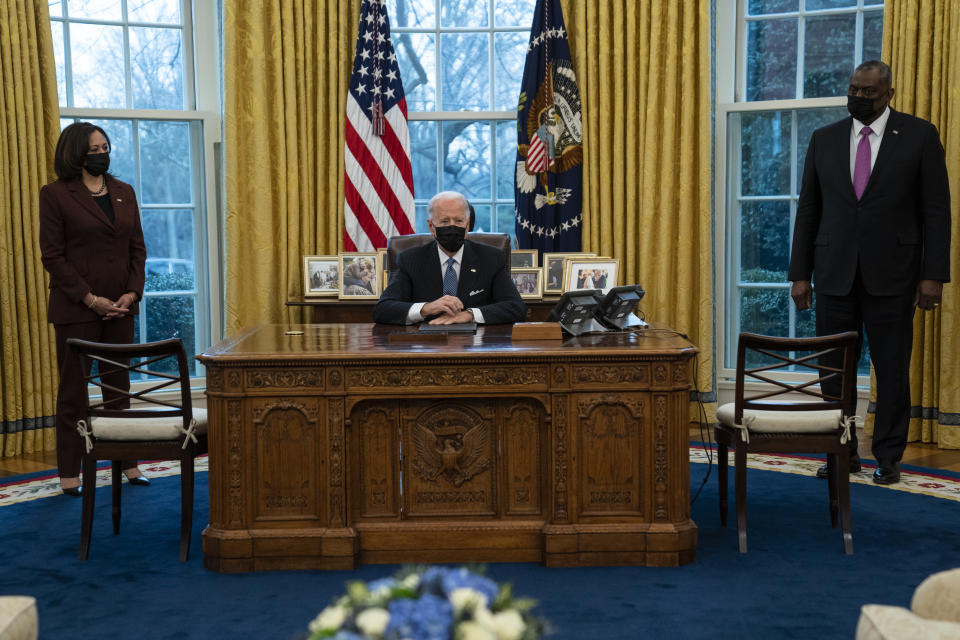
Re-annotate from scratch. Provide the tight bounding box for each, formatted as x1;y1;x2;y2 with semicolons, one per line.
428;310;474;325
422;295;463;318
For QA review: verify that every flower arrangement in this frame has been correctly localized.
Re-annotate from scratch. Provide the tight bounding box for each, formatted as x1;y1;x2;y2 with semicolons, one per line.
306;566;548;640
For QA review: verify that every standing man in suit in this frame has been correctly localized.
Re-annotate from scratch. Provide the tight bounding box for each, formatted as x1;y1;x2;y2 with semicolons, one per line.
788;60;951;485
373;191;526;325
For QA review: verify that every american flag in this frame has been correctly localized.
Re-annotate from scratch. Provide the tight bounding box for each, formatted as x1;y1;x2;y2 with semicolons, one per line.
344;0;415;252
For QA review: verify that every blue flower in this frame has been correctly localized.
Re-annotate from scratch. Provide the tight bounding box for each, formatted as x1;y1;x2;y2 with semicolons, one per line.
332;632;367;640
366;577;397;593
440;568;498;603
385;593;453;640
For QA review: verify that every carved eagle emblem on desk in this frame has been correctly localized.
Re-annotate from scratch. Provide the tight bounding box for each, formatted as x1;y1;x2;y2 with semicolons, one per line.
412;422;490;487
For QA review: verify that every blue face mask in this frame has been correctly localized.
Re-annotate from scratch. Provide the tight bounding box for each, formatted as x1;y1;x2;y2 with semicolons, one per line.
84;152;110;177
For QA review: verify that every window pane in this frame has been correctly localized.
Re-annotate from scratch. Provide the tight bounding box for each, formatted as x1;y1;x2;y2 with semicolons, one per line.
496;120;516;199
410;120;438;198
739;286;790;336
50;20;66;105
441;33;490;110
862;11;883;62
495;0;537;27
70;23;126;108
66;0;121;20
389;0;436;28
128;0;181;24
49;1;63;17
740;200;790;279
396;33;436;111
87;118;135;185
144;295;197;375
141;208;195;266
415;202;429;234
441;120;491;198
805;0;855;9
493;32;527;110
139;120;191;204
441;0;488;28
739;111;791;196
796;107;847;186
803;14;855;98
746;19;798;101
130;27;185;109
496;203;516;240
747;0;797;14
471;203;492;232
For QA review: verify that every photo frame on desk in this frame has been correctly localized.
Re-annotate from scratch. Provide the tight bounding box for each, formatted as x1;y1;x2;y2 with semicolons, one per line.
562;257;619;295
338;252;381;299
377;247;388;290
510;249;538;269
543;252;596;294
303;255;340;297
509;267;543;300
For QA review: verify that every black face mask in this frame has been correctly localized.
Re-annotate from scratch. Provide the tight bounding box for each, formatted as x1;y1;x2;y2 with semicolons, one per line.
84;152;110;177
434;225;466;253
847;95;878;123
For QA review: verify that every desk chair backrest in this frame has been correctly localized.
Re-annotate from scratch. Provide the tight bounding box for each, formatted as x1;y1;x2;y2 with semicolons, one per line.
384;232;511;282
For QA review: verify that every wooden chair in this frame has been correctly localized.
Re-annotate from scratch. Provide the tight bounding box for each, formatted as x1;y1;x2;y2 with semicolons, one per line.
385;232;511;282
67;337;207;562
715;331;859;554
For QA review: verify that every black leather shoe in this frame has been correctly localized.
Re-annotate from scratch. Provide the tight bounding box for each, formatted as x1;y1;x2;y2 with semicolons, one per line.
126;475;150;486
873;462;901;485
61;486;82;497
816;454;861;479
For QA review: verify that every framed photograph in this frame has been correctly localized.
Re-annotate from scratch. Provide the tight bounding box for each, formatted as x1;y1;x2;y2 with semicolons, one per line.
377;247;389;290
510;249;538;269
338;252;381;299
303;255;340;297
543;252;596;294
562;257;619;295
510;267;543;300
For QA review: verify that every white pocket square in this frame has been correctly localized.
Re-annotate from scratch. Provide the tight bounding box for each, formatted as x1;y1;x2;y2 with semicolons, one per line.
469;289;484;296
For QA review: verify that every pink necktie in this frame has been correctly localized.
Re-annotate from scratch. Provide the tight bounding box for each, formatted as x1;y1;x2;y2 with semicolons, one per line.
853;126;872;200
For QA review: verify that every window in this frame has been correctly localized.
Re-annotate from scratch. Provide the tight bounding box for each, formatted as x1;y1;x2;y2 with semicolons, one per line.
50;0;220;378
718;0;883;375
390;0;537;240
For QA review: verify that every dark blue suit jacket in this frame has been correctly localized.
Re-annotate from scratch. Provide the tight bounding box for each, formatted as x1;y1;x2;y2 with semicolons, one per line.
788;109;951;296
372;239;526;325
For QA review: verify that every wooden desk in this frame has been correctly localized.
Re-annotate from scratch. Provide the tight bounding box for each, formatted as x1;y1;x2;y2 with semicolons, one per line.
287;298;560;323
198;323;697;572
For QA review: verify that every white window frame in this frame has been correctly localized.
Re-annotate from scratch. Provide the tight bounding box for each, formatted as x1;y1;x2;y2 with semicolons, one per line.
715;0;879;393
53;0;223;392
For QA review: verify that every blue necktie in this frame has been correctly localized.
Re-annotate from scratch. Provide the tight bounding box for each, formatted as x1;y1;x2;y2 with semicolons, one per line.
442;257;458;296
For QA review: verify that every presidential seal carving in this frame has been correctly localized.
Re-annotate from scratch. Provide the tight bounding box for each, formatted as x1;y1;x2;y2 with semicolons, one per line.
412;406;490;488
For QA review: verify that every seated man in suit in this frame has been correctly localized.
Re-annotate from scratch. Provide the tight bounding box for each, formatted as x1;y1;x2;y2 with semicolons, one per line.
373;191;526;325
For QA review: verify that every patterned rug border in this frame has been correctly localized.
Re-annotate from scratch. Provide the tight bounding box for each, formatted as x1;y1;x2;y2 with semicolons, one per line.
2;449;959;507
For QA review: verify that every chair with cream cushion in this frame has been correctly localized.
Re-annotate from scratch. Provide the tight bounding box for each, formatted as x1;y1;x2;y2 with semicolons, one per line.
856;568;960;639
66;337;207;562
715;331;860;553
0;596;37;640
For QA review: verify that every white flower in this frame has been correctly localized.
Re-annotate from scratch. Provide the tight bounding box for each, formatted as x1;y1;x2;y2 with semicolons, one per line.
490;609;527;640
474;605;495;629
456;620;497;640
356;607;390;637
449;587;488;614
400;573;420;590
308;605;349;633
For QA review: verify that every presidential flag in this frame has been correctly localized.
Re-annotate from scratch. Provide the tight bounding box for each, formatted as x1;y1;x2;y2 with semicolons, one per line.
344;0;415;252
514;0;583;253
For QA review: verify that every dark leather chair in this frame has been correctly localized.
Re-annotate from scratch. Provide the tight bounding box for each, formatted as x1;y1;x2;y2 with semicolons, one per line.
67;337;208;562
714;331;860;554
384;232;511;282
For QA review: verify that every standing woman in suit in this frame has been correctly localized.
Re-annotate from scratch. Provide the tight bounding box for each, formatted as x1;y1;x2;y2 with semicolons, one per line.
39;122;150;496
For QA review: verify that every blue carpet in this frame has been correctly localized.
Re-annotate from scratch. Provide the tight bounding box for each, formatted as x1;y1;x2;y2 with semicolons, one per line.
2;463;958;640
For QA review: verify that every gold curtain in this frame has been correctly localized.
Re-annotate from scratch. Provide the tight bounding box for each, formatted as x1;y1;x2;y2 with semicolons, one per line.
0;0;60;457
869;1;960;448
565;0;715;419
223;1;360;333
